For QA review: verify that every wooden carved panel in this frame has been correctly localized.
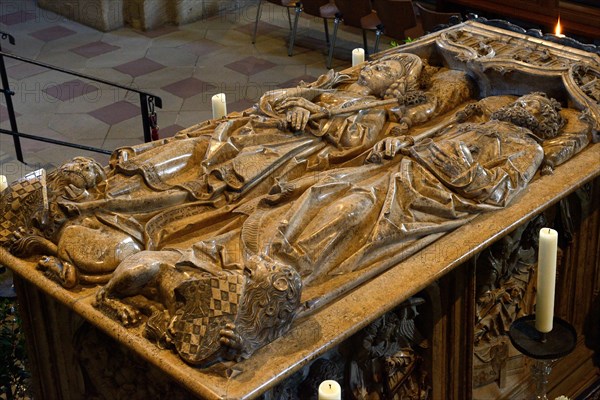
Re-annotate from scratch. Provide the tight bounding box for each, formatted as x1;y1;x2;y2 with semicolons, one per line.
471;177;600;399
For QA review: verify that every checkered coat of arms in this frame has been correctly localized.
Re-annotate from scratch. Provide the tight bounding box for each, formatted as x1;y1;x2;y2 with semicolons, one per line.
0;170;47;247
169;271;245;365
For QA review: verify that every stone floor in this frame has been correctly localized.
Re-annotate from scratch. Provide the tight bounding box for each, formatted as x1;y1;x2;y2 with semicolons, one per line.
0;0;423;184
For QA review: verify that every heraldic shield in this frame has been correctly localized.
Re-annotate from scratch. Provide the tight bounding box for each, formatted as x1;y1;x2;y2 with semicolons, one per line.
169;271;245;365
0;169;47;247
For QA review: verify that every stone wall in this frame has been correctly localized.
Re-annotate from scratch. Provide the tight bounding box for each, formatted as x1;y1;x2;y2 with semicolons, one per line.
37;0;125;31
38;0;231;32
124;0;170;31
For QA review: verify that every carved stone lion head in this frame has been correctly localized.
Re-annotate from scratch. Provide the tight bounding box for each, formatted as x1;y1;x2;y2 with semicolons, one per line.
236;255;302;358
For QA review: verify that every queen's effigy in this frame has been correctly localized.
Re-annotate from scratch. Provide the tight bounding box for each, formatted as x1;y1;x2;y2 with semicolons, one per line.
1;20;599;399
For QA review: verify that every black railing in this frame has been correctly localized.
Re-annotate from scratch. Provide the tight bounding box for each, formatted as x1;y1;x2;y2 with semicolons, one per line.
0;30;163;164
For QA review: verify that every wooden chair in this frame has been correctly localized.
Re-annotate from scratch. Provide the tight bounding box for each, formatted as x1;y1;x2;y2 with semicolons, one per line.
288;0;337;57
252;0;299;46
372;0;418;46
327;0;383;68
415;2;461;33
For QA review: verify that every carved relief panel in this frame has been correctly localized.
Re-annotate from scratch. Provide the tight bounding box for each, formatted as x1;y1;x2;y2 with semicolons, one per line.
471;179;600;398
260;297;433;400
472;216;544;390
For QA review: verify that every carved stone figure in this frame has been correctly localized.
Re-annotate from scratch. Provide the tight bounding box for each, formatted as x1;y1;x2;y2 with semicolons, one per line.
0;158;125;289
88;92;591;365
571;64;600;104
0;45;595;368
259;298;427;400
346;298;429;399
95;254;301;366
473;215;545;387
2;87;592;366
0;53;473;291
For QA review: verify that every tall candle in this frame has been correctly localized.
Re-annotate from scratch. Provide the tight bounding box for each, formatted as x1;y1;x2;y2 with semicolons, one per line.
0;175;7;192
352;48;365;67
211;93;227;119
318;380;341;400
535;227;558;333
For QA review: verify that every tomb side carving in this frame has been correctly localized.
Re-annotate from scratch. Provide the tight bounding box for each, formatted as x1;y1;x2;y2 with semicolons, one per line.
473;215;545;388
259;297;430;400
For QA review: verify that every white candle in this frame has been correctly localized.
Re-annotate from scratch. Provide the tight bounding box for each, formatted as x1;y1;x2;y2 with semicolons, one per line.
352;48;365;67
318;380;341;400
0;175;7;192
535;227;558;333
211;93;227;119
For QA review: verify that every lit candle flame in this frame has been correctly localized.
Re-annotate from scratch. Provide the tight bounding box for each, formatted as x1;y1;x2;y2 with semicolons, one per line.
555;17;565;37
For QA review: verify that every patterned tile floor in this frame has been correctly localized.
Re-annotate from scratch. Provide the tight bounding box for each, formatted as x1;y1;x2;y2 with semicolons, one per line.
0;0;423;183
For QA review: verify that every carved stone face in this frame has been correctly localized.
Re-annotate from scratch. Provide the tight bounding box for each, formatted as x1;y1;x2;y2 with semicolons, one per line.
515;95;546;120
491;93;564;138
56;157;106;189
357;60;404;96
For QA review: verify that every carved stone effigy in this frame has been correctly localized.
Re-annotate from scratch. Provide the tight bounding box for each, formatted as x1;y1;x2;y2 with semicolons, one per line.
0;21;599;399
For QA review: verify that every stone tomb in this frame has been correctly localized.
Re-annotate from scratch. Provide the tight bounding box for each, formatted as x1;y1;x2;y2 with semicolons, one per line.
1;21;599;399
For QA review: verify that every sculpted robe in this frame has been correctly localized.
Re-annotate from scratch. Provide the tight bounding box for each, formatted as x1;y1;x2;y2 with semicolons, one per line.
103;73;388;207
164;119;544;288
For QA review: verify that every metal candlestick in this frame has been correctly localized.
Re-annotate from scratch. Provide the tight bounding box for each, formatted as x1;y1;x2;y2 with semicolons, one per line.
509;315;577;400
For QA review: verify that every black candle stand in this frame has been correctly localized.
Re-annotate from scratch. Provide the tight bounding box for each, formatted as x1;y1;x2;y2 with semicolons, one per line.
509;315;577;400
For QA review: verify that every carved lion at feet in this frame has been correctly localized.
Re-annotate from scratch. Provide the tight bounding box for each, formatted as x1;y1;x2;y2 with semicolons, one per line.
94;253;302;367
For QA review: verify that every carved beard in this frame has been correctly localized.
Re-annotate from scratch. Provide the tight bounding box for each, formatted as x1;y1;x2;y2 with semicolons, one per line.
490;105;561;139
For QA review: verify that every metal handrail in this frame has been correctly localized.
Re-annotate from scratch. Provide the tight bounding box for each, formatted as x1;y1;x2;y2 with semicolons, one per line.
0;30;163;164
0;127;112;155
0;51;164;108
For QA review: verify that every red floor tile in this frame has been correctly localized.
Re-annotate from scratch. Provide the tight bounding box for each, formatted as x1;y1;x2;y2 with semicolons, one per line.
157;124;185;138
228;98;256;112
19;129;71;153
0;104;20;124
6;62;47;80
225;56;276;76
113;58;166;77
42;79;99;102
0;11;36;26
162;77;216;99
70;41;121;58
29;26;76;42
88;101;140;125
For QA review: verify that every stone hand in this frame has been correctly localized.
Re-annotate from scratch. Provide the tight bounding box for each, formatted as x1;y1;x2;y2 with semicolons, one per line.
429;141;472;179
220;323;245;361
367;137;406;163
275;97;322;114
275;97;322;131
286;107;311;131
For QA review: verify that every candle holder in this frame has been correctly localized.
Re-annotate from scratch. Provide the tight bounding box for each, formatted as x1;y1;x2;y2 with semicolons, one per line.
509;315;577;400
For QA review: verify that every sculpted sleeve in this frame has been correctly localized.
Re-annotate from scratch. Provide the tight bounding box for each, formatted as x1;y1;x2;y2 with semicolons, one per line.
410;121;544;207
